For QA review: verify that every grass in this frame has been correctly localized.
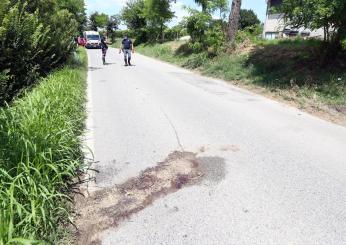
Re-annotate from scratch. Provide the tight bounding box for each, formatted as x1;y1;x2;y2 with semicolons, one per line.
136;39;346;114
110;38;122;49
0;47;87;244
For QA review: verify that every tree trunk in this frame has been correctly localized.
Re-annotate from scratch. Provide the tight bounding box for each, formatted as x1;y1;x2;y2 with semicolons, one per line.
227;0;242;43
160;23;164;43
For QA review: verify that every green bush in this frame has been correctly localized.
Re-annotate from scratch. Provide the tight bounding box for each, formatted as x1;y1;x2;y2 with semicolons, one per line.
186;10;211;43
0;3;49;103
183;52;209;69
185;10;225;53
0;48;87;243
236;24;263;44
0;0;85;105
205;23;226;53
239;9;260;30
188;41;204;52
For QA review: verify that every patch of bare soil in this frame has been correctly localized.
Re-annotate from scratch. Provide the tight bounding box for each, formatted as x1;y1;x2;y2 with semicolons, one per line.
74;151;204;244
234;38;255;55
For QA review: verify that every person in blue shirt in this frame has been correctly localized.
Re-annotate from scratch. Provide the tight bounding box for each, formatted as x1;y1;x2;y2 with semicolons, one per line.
119;35;134;66
100;37;108;65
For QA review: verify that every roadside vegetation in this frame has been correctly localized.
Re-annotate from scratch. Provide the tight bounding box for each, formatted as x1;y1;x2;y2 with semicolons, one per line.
137;37;346;112
0;48;87;244
0;0;86;105
117;0;346;122
0;0;88;243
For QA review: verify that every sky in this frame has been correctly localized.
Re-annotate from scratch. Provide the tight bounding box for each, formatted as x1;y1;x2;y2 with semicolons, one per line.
85;0;267;28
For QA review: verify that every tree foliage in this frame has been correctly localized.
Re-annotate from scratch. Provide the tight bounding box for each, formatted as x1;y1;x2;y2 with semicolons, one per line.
239;9;260;30
121;0;174;43
281;0;346;47
121;0;147;43
186;10;211;43
89;11;109;31
144;0;175;42
58;0;87;33
194;0;210;12
185;9;226;53
0;0;86;105
106;15;120;41
121;0;146;30
210;0;228;20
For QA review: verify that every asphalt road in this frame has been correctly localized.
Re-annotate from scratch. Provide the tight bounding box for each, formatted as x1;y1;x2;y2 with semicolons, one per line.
85;48;346;245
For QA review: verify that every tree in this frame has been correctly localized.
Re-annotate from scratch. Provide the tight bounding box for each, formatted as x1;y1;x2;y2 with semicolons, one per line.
106;15;120;41
239;9;260;30
281;0;346;50
121;0;146;30
121;0;148;44
144;0;174;42
107;15;120;34
89;11;108;31
194;0;210;12
186;10;212;43
210;0;228;20
58;0;87;34
167;23;187;40
227;0;242;42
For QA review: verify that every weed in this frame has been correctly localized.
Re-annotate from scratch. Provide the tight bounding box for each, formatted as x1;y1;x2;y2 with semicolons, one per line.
0;48;87;243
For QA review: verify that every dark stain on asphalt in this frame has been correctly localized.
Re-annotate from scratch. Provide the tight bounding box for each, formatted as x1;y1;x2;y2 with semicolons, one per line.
75;151;227;244
196;156;226;184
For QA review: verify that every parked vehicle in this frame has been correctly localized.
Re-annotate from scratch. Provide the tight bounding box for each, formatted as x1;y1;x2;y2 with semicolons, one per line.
83;31;101;49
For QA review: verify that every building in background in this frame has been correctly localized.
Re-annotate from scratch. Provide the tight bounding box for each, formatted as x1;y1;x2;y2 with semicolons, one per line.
263;0;324;40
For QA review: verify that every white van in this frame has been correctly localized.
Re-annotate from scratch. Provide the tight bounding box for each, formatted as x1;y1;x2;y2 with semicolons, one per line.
83;31;101;49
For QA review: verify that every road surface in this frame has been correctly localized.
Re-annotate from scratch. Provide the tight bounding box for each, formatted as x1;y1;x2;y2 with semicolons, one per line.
82;48;346;245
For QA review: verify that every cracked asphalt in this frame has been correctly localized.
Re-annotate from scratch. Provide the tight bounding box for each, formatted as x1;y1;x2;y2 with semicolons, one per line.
85;48;346;245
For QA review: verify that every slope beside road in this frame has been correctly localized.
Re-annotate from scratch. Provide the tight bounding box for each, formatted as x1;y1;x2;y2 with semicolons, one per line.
76;48;346;245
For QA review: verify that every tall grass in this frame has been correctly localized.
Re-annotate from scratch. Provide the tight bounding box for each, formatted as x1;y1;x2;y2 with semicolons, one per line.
0;48;87;244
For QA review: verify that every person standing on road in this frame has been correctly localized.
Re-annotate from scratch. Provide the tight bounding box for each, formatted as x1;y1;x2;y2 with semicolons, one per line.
100;36;108;65
119;35;134;66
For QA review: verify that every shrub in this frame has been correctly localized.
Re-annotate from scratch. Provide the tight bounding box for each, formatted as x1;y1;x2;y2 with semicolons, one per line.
205;23;226;54
183;52;209;69
239;9;260;30
0;3;49;103
185;10;226;53
0;0;85;105
186;10;211;43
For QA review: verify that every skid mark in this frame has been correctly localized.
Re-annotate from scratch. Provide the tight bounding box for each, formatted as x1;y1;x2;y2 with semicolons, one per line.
75;151;213;244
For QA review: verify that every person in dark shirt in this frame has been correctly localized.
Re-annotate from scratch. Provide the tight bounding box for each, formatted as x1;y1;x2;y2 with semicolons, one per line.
119;35;134;66
100;37;108;65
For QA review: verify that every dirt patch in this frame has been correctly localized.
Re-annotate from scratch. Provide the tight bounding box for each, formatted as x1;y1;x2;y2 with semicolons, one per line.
74;151;208;244
234;38;255;55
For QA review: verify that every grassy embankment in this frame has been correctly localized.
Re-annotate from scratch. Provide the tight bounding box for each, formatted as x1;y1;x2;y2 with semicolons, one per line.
136;39;346;123
0;48;87;244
